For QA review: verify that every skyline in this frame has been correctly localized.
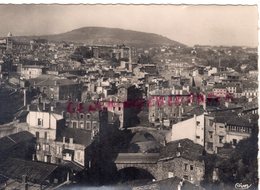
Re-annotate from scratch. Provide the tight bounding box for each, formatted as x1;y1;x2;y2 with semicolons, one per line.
0;5;258;47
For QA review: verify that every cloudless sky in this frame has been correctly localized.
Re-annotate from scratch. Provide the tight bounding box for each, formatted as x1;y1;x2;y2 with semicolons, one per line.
0;5;258;47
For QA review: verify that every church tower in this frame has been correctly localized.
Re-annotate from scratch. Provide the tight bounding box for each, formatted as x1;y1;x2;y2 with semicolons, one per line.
6;32;13;50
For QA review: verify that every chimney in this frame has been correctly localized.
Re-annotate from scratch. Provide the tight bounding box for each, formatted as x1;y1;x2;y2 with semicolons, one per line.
43;102;46;111
23;89;27;106
22;175;28;190
69;138;73;144
63;137;66;144
50;106;54;112
27;105;30;111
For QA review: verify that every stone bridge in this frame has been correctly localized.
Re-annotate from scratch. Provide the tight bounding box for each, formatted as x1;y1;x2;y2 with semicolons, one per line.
114;153;160;180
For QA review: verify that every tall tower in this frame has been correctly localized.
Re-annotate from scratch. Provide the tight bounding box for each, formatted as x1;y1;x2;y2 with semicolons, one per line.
6;32;13;50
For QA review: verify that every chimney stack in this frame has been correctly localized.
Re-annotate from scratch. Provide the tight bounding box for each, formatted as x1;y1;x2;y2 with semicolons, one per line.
23;89;26;106
22;175;28;190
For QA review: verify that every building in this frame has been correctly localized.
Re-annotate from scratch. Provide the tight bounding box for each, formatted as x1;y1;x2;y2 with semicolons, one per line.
28;75;82;101
21;65;45;79
212;84;227;98
169;114;204;146
204;112;255;154
25;101;109;169
101;84;143;129
157;139;205;185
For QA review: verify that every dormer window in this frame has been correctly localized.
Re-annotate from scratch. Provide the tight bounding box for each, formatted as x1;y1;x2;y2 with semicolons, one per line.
87;114;90;119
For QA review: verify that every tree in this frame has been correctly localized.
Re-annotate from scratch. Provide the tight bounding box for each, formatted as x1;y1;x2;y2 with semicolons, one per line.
217;126;258;187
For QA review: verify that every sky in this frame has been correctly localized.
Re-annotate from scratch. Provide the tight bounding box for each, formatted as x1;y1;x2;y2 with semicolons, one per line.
0;5;258;47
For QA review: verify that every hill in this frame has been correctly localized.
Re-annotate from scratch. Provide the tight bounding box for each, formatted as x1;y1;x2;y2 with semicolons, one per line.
15;27;185;47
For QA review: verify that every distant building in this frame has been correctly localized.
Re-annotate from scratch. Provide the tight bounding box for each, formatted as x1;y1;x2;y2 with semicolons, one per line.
28;75;82;101
21;65;45;79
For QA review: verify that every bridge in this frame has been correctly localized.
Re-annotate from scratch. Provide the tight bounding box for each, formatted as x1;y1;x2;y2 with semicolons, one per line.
114;153;160;180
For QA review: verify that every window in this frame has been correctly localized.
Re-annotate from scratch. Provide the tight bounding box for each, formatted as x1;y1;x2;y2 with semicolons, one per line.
168;172;174;178
183;175;189;180
196;121;200;126
80;122;84;128
86;122;91;130
38;118;42;126
233;139;237;145
190;165;194;171
219;136;224;143
118;107;121;111
35;131;39;139
196;136;200;139
184;163;188;171
44;132;48;139
87;114;90;119
209;119;214;126
209;131;213;138
207;142;213;151
73;122;77;128
80;114;84;119
36;144;40;151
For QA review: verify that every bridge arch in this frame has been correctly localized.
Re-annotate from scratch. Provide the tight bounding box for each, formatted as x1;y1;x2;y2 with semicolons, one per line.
117;167;156;183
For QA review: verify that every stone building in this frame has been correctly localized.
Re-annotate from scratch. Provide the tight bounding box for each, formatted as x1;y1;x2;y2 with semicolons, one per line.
157;139;205;185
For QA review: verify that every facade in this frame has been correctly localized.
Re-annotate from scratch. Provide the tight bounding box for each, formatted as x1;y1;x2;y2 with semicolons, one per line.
204;113;254;154
21;65;45;79
26;101;108;168
170;114;204;146
158;139;205;185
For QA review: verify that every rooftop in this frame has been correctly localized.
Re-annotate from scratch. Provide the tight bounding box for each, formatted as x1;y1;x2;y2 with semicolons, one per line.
159;139;204;161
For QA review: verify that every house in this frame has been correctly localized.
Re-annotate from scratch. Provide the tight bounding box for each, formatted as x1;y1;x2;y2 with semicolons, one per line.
157;139;205;185
204;112;255;154
26;101;109;169
26;104;64;163
169;114;204;146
